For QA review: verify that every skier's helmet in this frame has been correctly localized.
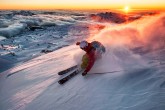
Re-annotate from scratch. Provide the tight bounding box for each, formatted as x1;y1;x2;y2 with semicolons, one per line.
79;40;88;49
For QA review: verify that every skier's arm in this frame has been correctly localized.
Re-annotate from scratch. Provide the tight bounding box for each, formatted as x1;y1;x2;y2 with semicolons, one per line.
84;52;95;73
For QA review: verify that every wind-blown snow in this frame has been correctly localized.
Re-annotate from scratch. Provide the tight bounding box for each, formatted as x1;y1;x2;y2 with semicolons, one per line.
0;10;165;110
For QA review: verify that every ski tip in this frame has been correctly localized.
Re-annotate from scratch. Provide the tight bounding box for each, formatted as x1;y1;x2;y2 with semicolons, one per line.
58;81;64;85
58;71;67;75
57;65;78;75
58;72;63;75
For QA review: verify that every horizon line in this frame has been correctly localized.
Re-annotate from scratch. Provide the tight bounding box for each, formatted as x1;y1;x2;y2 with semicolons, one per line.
0;8;165;11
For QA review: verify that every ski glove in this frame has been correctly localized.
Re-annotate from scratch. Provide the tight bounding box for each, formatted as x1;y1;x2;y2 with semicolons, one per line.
82;71;87;76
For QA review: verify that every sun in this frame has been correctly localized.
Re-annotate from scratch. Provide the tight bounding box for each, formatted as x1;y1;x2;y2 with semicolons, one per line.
124;6;130;13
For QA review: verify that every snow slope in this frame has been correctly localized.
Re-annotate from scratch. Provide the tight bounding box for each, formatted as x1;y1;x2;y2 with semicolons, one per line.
0;44;165;110
0;11;165;110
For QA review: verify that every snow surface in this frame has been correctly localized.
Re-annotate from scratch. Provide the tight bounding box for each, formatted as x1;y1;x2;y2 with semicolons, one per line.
0;10;165;110
0;44;165;110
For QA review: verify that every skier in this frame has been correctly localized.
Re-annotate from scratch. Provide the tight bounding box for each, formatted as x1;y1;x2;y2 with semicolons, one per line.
76;40;106;76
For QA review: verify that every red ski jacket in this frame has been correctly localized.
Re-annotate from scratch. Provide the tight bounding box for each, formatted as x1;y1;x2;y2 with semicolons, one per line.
82;43;96;73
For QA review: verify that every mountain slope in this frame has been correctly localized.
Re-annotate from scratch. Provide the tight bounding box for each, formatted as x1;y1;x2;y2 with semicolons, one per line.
0;45;165;110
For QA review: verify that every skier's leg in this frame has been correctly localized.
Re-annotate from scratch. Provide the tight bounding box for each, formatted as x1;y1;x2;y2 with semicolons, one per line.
81;54;89;69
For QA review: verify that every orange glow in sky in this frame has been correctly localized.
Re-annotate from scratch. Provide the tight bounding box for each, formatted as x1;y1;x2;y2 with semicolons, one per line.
0;0;165;10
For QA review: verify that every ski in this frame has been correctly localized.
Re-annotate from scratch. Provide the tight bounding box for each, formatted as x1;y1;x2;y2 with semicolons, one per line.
58;70;80;85
58;65;78;75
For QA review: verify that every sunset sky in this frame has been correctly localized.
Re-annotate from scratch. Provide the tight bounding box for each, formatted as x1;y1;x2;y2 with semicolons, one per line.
0;0;165;10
